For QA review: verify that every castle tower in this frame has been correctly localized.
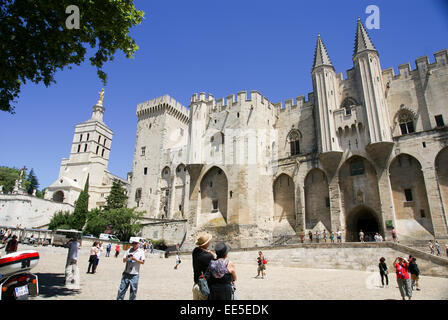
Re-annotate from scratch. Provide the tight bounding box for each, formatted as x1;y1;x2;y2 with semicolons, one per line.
312;34;341;153
352;18;392;144
45;90;123;209
187;92;211;164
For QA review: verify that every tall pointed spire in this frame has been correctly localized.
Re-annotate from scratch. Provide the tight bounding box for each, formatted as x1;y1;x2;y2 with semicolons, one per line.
353;17;377;57
313;34;333;70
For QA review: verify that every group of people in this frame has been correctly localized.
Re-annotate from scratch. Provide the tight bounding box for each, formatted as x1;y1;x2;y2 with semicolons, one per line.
378;255;421;300
428;240;447;256
307;229;343;243
192;233;237;300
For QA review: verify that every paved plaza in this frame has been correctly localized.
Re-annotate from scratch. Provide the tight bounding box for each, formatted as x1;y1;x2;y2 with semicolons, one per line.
20;244;448;300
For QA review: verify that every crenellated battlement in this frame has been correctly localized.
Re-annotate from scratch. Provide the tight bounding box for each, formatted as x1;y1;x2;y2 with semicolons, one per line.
276;93;314;113
205;90;275;112
380;49;447;80
136;94;189;124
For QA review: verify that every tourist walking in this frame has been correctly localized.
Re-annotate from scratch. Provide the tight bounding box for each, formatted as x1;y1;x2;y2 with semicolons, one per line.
392;228;398;243
65;237;80;290
174;252;181;270
116;240;145;300
359;229;364;242
5;235;18;254
106;243;111;257
192;232;215;300
330;231;335;243
315;231;320;243
115;244;120;258
428;241;435;255
255;251;267;279
434;241;441;256
87;241;99;274
308;231;313;243
336;230;342;243
394;257;412;300
378;257;389;287
409;257;420;291
322;230;327;243
206;242;237;300
92;241;103;273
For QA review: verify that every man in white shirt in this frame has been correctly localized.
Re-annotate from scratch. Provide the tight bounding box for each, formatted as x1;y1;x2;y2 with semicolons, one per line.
65;238;80;290
117;240;145;300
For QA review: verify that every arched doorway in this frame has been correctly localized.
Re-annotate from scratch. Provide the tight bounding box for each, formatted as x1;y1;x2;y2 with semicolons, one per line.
200;166;228;222
346;206;381;242
436;147;448;221
53;191;64;203
304;168;330;230
273;174;296;235
389;154;434;237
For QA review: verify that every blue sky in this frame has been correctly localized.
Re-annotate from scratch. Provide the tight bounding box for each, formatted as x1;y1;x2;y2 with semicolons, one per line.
1;0;447;190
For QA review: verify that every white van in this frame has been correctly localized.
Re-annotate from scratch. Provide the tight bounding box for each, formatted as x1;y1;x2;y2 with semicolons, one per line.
99;233;120;242
129;236;146;244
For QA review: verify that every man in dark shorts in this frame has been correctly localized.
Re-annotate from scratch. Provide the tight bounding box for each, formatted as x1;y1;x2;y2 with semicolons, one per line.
192;232;215;300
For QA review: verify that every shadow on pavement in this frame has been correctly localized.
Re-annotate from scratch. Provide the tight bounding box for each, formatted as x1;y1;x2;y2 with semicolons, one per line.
35;273;79;298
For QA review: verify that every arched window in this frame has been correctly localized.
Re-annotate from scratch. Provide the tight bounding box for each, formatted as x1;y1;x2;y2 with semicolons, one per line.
398;110;415;135
287;130;301;156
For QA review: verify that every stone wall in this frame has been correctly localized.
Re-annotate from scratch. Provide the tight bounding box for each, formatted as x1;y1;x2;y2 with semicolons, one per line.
0;194;74;228
214;242;448;278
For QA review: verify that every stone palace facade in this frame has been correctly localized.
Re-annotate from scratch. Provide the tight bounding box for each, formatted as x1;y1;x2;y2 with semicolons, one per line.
128;19;448;248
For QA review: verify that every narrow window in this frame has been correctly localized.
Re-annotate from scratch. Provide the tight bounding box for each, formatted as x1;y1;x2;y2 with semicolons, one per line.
404;189;413;202
141;146;146;156
104;138;107;146
230;191;233;198
350;159;365;176
144;167;147;175
435;115;445;127
212;200;218;211
420;209;426;218
101;149;105;157
96;146;99;154
77;144;81;153
84;144;87;152
87;133;89;141
98;135;101;143
422;142;426;148
80;134;83;142
237;112;240;118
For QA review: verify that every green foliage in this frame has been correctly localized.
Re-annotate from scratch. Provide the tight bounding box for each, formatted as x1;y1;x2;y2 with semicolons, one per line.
83;207;145;242
105;181;128;210
0;166;20;193
0;165;32;193
1;0;145;113
26;168;39;194
48;210;74;230
72;175;89;230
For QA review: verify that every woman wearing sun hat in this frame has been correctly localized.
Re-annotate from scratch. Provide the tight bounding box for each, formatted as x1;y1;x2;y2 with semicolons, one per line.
192;232;215;300
207;242;237;300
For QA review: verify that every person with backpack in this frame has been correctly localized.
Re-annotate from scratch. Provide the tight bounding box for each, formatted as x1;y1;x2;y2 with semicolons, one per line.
409;257;421;291
192;233;215;300
206;242;237;300
255;251;267;279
